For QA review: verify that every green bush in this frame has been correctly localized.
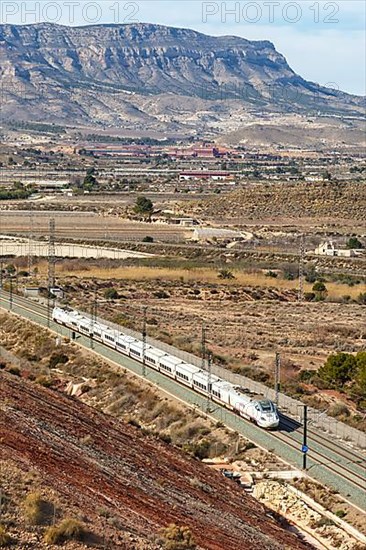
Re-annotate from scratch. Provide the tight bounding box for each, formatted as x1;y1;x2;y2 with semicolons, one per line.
49;353;68;369
104;288;119;300
312;281;327;297
134;196;153;218
305;265;317;283
346;237;363;249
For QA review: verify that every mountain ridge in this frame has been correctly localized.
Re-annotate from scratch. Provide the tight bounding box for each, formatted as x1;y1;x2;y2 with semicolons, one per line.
0;22;364;133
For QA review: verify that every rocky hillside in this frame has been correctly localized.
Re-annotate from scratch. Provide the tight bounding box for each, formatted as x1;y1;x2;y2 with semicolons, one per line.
0;371;312;549
0;23;364;131
188;181;366;222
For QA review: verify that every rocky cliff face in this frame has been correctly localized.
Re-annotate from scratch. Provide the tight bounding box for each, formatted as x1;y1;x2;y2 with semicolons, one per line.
0;22;364;130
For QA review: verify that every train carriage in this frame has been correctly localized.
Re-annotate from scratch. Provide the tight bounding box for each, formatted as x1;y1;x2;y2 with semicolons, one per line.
175;363;200;387
115;334;137;355
158;355;183;378
129;340;152;361
101;328;117;348
145;347;167;370
192;371;220;395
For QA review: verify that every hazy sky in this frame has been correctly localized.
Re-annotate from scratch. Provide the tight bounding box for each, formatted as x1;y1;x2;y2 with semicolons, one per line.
1;0;365;95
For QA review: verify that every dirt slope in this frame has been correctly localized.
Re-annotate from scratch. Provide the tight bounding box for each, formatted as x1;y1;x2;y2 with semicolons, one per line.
187;181;366;222
0;372;312;550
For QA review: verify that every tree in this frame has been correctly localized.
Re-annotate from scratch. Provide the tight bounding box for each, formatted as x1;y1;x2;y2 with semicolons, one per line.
357;354;366;397
134;196;154;219
312;280;327;300
318;353;357;388
346;237;363;249
305;265;317;283
82;172;97;191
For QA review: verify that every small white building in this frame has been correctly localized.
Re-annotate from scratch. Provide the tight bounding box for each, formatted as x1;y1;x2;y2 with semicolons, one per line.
314;241;356;257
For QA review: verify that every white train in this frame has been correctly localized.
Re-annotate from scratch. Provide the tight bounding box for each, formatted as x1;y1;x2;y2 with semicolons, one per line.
52;307;279;429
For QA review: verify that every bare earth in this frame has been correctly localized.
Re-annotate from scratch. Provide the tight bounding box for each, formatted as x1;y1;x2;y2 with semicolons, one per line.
0;372;312;550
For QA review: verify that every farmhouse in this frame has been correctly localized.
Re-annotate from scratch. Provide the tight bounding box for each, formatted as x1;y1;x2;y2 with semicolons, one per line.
314;241;356;257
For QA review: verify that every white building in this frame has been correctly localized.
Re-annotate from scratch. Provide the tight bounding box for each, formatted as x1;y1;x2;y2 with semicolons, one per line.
314;241;356;257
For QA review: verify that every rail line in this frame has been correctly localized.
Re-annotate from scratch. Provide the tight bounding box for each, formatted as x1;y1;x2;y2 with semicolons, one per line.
1;291;365;510
280;417;366;468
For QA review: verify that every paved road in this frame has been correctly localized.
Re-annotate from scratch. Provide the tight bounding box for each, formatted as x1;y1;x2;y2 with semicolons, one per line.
0;291;365;512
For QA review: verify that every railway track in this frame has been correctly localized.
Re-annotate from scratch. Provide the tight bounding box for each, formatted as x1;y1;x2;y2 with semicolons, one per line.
1;291;365;510
280;416;366;466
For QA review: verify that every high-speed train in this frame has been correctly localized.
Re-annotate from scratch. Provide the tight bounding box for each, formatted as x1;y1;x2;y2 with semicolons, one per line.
52;307;279;429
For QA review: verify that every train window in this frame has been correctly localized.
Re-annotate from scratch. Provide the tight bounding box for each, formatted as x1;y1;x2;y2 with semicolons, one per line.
259;400;274;412
117;342;126;349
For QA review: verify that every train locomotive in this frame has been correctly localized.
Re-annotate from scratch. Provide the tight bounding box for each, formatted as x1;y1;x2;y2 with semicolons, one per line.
52;306;279;429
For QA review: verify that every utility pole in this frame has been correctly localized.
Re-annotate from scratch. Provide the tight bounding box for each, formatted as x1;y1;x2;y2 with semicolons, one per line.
9;277;13;311
90;289;97;349
201;324;206;371
28;210;34;276
47;218;56;327
275;352;281;406
142;306;147;377
298;234;305;302
302;405;308;470
206;351;212;412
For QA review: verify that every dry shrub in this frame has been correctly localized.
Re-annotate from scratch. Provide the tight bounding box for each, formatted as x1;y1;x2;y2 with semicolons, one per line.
328;402;350;418
23;492;44;525
160;524;196;550
0;525;11;546
35;375;52;388
44;518;85;544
